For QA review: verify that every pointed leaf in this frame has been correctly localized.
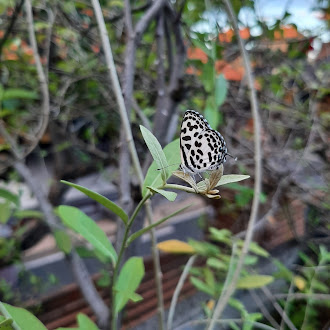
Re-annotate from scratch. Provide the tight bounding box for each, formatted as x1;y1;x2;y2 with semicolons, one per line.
77;313;99;330
140;125;168;184
0;188;19;206
129;292;143;302
0;302;47;330
216;174;250;187
114;257;145;313
0;318;13;330
146;186;177;201
127;205;190;245
215;74;228;107
58;206;117;266
157;239;195;254
142;139;180;197
2;89;38;100
54;230;72;254
237;275;274;289
61;181;128;225
190;276;215;296
207;257;227;270
0;201;11;224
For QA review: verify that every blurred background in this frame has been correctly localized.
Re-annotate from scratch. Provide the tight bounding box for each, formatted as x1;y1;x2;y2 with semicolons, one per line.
0;0;329;329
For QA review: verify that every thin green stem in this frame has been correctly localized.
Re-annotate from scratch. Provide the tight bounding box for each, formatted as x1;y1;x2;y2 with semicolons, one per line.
111;191;151;329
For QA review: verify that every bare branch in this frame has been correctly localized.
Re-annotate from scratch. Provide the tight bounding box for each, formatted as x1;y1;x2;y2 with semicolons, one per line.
261;286;297;330
153;3;186;145
24;0;50;156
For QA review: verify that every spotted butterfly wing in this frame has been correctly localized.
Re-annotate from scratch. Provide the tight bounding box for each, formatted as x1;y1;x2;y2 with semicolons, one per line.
180;110;228;174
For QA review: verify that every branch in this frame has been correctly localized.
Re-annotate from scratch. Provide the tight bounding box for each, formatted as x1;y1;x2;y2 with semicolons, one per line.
207;0;263;327
261;286;297;330
250;290;280;329
24;0;50;156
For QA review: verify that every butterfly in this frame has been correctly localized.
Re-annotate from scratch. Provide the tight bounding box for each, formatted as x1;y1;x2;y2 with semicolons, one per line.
180;110;233;175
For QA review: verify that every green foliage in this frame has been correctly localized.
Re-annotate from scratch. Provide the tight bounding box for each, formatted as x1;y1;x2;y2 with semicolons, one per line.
54;230;72;254
236;275;274;289
142;138;180;197
60;181;128;225
0;302;47;330
146;186;177;201
114;257;144;313
58;206;117;266
140;125;169;184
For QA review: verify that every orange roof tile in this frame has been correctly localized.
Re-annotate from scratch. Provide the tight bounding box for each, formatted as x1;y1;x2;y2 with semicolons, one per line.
218;28;250;43
187;47;208;63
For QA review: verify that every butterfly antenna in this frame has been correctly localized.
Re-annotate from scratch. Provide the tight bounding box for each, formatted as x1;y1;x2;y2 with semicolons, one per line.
226;153;238;161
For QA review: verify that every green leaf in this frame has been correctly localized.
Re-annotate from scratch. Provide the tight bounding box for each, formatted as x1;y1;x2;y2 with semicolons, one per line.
54;230;72;254
207;257;227;270
209;227;232;245
188;239;221;257
0;202;12;224
204;268;216;292
127;205;190;245
0;317;13;330
0;188;19;206
190;276;215;296
272;259;293;281
142;139;180;197
201;62;215;93
58;206;117;266
146;186;177;201
204;98;220;129
12;210;44;220
61;181;128;225
248;242;269;257
75;246;109;264
243;255;258;265
237;275;274;289
77;313;99;330
216;175;250;187
114;257;145;313
140;125;168;184
0;302;47;330
2;89;38;100
215;74;228;108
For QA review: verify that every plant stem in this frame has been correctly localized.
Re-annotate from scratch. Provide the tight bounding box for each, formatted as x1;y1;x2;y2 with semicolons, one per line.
25;0;50;157
207;0;263;328
111;192;151;329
